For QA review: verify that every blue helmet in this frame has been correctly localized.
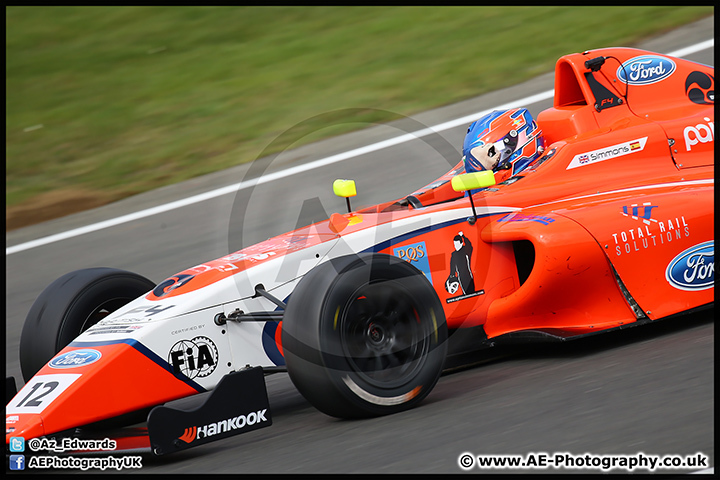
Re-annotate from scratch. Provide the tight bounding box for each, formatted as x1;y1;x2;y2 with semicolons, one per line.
462;108;544;175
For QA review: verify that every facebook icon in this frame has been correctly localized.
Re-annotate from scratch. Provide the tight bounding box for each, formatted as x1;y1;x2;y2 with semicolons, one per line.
9;454;25;470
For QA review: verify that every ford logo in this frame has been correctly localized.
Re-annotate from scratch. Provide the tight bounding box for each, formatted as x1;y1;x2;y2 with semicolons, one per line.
617;55;676;86
665;241;714;291
49;349;102;369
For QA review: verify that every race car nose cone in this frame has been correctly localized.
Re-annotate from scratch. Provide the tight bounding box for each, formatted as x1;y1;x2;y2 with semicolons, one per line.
6;414;45;444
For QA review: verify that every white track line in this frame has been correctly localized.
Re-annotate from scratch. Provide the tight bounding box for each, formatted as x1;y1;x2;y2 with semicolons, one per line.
6;39;714;256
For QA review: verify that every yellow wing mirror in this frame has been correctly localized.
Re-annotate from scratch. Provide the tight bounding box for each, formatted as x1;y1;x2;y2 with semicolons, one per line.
450;171;496;192
333;179;357;213
450;171;496;224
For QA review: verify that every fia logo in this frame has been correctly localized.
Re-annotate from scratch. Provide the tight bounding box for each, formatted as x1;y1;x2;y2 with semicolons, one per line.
168;336;218;379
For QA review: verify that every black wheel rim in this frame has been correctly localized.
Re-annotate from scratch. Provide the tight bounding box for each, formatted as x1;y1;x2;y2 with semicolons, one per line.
339;280;429;389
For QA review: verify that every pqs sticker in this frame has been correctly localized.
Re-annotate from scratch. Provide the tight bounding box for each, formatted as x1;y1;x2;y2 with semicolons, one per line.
393;241;433;285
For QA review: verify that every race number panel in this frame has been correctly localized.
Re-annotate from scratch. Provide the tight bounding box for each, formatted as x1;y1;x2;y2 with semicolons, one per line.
6;374;82;415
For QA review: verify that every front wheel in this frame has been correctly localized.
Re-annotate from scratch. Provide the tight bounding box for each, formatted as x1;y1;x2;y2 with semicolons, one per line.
19;267;156;382
282;253;447;418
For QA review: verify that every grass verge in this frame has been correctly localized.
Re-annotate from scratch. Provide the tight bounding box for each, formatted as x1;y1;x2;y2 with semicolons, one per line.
6;6;714;229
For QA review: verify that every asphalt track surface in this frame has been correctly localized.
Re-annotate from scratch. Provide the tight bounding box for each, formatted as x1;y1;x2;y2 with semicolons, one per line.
6;17;714;474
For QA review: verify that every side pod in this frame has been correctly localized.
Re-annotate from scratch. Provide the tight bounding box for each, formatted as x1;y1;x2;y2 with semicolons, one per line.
480;211;638;338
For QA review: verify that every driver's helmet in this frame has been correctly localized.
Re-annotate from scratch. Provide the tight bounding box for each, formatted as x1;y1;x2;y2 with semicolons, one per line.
462;108;545;175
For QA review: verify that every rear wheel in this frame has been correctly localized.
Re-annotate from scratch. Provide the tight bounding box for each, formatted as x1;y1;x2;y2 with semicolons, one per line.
282;253;447;418
20;267;156;382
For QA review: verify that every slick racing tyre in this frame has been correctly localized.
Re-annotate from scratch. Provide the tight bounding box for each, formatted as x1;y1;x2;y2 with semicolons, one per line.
19;267;156;382
282;253;447;418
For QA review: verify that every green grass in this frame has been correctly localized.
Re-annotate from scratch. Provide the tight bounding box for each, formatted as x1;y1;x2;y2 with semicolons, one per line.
6;6;714;209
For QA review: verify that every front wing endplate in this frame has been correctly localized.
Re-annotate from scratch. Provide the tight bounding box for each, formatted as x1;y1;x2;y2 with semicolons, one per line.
147;366;272;455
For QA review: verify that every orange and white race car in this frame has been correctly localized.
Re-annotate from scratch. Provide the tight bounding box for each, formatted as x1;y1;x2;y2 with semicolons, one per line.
6;46;713;456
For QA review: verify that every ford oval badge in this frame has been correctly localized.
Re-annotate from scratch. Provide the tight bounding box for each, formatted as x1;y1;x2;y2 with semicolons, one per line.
617;55;676;85
665;241;714;291
49;349;102;369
